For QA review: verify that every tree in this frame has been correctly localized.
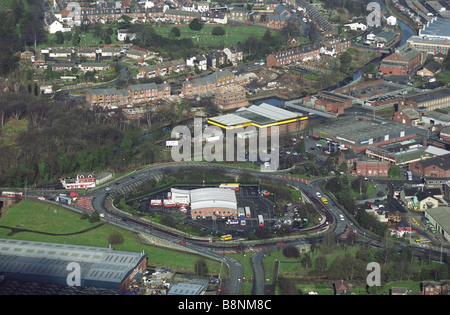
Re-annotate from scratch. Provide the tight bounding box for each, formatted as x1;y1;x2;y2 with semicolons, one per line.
283;245;300;258
170;27;181;38
315;255;328;271
189;18;203;31
211;26;225;36
72;28;80;46
55;31;64;44
104;35;112;45
195;258;209;276
108;231;124;245
388;166;401;178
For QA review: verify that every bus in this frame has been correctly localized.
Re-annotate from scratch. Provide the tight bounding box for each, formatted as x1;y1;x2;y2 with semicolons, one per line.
220;234;232;241
240;214;246;226
1;191;23;198
258;215;264;226
406;171;412;181
245;207;251;218
219;183;239;191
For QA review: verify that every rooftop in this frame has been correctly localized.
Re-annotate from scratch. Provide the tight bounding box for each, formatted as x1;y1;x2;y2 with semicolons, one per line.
0;238;146;285
190;187;237;211
405;88;450;104
314;119;418;146
426;206;450;235
419;17;450;39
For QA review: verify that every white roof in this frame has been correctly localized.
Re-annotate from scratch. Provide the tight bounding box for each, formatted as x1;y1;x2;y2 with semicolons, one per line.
209;113;251;126
190;188;237;211
238;103;300;121
426;145;450;156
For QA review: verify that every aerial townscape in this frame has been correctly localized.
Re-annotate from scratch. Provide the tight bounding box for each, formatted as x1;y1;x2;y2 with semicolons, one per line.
2;0;450;301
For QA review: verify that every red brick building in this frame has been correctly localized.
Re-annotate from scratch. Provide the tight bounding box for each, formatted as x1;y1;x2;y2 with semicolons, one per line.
380;44;423;75
266;44;321;67
355;160;390;177
409;154;450;177
392;108;420;125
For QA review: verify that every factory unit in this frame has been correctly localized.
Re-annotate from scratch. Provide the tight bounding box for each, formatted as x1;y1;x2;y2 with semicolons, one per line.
151;187;238;220
425;207;450;242
207;102;308;134
0;238;147;293
312;119;418;152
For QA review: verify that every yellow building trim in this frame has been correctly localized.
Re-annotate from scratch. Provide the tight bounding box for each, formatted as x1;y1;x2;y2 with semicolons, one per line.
207;116;308;130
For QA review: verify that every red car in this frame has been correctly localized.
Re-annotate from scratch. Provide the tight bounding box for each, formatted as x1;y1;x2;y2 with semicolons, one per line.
178;241;186;246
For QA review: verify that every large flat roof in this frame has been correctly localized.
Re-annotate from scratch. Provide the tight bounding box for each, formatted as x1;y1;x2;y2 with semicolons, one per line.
190;187;237;211
419;17;450;39
208;103;307;129
426;207;450;235
314;119;418;146
0;238;146;286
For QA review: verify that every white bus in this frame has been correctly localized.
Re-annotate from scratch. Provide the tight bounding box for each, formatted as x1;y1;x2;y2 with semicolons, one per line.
258;215;264;226
245;207;251;218
219;183;239;191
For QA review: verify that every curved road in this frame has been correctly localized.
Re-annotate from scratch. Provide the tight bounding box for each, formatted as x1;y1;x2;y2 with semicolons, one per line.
26;161;448;294
86;162;343;295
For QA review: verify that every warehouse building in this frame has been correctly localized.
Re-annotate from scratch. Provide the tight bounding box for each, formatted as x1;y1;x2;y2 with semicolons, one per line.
399;88;450;111
207;102;308;134
0;238;147;292
312;119;418;152
425;207;450;242
190;187;237;219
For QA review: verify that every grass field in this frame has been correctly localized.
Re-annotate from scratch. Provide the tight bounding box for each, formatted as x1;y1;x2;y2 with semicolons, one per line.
153;25;274;47
0;200;222;274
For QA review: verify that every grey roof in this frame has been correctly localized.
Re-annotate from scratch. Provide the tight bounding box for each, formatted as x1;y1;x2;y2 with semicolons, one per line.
128;82;158;91
0;238;146;286
190;188;237;211
426;206;450;235
392;44;421;62
168;282;205;295
315;119;418;146
88;88;117;95
88;88;119;95
419;17;450;39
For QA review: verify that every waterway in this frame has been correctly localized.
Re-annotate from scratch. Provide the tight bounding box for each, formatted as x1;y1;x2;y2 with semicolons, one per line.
378;0;415;46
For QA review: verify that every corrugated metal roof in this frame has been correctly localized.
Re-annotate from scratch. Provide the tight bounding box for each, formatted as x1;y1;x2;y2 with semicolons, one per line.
0;238;146;285
190;188;237;211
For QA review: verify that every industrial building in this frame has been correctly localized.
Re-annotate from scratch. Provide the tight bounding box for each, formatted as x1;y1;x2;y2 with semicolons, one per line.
399;88;450;111
0;238;147;292
380;44;423;76
312;119;418;152
189;187;237;219
425;207;450;242
207;103;308;134
365;139;433;165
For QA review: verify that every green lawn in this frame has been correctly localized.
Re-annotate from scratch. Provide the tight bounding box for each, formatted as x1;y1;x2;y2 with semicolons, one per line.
153;25;274;47
0;200;222;274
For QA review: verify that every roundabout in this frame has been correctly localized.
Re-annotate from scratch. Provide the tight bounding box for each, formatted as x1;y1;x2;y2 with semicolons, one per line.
88;161;344;295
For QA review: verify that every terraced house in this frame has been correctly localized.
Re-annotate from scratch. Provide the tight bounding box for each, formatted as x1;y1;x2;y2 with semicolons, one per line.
127;83;171;104
266;44;321;67
181;70;234;97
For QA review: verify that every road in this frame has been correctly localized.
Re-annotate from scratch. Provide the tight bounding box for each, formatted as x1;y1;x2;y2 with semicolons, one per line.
25;161;448;294
84;161;348;295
